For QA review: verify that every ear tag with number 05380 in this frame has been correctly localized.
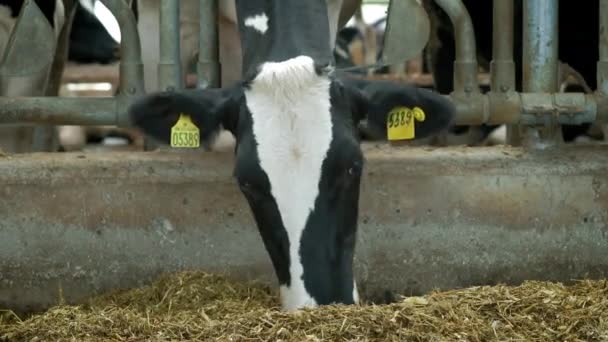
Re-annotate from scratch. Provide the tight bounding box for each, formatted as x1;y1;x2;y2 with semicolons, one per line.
171;113;200;148
386;106;426;141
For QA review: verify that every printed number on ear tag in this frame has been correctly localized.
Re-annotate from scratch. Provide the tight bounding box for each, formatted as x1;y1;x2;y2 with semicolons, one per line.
171;113;200;148
386;107;426;141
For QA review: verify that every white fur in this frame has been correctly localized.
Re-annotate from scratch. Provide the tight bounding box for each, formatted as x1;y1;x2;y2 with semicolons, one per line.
245;56;333;311
244;13;269;34
353;281;359;304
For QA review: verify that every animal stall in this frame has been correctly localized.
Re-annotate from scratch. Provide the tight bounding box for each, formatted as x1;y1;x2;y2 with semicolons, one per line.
1;0;607;340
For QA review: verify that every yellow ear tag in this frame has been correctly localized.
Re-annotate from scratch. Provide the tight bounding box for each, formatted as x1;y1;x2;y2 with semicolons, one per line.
170;113;200;148
386;106;426;141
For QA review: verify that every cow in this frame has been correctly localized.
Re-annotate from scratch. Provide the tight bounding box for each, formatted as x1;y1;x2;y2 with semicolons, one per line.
0;0;68;153
128;0;455;311
68;0;125;65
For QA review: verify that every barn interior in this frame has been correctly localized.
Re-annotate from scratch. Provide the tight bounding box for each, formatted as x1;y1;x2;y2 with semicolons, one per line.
1;0;607;340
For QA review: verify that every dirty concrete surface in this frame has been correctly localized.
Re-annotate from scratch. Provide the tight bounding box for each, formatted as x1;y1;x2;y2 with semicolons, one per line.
0;143;607;314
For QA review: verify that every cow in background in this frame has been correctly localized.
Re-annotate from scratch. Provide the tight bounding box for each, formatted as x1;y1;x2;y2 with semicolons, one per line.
0;0;128;153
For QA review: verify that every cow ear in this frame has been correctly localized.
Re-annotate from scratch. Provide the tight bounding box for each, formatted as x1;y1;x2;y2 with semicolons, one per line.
342;77;455;140
128;86;242;147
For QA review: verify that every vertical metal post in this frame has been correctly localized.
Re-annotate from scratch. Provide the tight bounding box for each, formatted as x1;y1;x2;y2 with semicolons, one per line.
100;0;144;99
522;0;562;146
598;0;608;95
158;0;182;91
490;0;519;144
491;0;515;92
198;0;220;88
433;0;479;94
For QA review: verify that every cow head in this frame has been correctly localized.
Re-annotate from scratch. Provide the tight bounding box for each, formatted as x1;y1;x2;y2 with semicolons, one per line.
128;0;455;311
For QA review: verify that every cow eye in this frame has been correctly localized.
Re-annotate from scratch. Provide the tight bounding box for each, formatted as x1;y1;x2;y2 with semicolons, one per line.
239;180;252;191
347;161;362;176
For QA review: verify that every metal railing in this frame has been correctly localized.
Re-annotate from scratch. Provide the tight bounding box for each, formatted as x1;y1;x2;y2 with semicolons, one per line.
0;0;604;147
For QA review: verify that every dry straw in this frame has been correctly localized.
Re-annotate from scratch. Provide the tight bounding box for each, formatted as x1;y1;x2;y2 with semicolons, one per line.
2;271;607;341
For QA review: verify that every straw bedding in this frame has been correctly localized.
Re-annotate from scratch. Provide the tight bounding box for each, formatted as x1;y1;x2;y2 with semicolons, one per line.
2;271;607;341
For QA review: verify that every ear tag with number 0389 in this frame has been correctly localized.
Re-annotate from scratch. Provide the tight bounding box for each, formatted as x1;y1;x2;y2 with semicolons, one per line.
171;113;200;148
386;106;426;141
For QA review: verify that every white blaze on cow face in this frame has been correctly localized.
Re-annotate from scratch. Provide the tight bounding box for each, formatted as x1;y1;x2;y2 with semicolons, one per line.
244;13;269;34
353;281;360;304
244;56;333;311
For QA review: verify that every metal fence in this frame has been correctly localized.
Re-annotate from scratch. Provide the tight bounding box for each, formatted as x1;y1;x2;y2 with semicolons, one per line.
0;0;605;147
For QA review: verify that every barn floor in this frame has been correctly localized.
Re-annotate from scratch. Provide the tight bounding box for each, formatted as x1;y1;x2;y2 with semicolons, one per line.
0;143;607;317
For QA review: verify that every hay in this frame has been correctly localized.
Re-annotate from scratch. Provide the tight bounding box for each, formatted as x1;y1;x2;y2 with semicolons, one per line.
2;272;608;341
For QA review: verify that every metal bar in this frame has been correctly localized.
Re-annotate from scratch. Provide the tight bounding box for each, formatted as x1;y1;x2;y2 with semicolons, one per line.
522;0;561;145
523;0;558;93
451;92;597;126
0;92;599;128
433;0;478;93
158;0;182;91
491;0;519;145
598;0;608;94
198;0;220;88
490;0;515;92
99;0;144;96
0;97;119;126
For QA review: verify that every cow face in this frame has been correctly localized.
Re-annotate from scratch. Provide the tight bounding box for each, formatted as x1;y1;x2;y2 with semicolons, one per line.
129;0;454;312
128;55;455;311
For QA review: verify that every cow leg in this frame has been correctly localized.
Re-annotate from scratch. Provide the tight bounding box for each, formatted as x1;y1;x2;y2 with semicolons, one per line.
41;0;81;153
0;0;66;153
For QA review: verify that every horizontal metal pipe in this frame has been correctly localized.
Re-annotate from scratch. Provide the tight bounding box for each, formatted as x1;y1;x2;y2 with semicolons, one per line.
99;0;144;96
0;97;119;126
433;0;479;93
0;92;600;128
452;92;597;126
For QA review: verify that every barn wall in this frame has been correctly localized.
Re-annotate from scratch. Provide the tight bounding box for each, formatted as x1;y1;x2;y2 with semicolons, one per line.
1;144;607;313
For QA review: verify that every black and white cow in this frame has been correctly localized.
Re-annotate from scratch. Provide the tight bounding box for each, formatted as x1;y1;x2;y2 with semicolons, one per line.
129;0;455;310
69;0;126;65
